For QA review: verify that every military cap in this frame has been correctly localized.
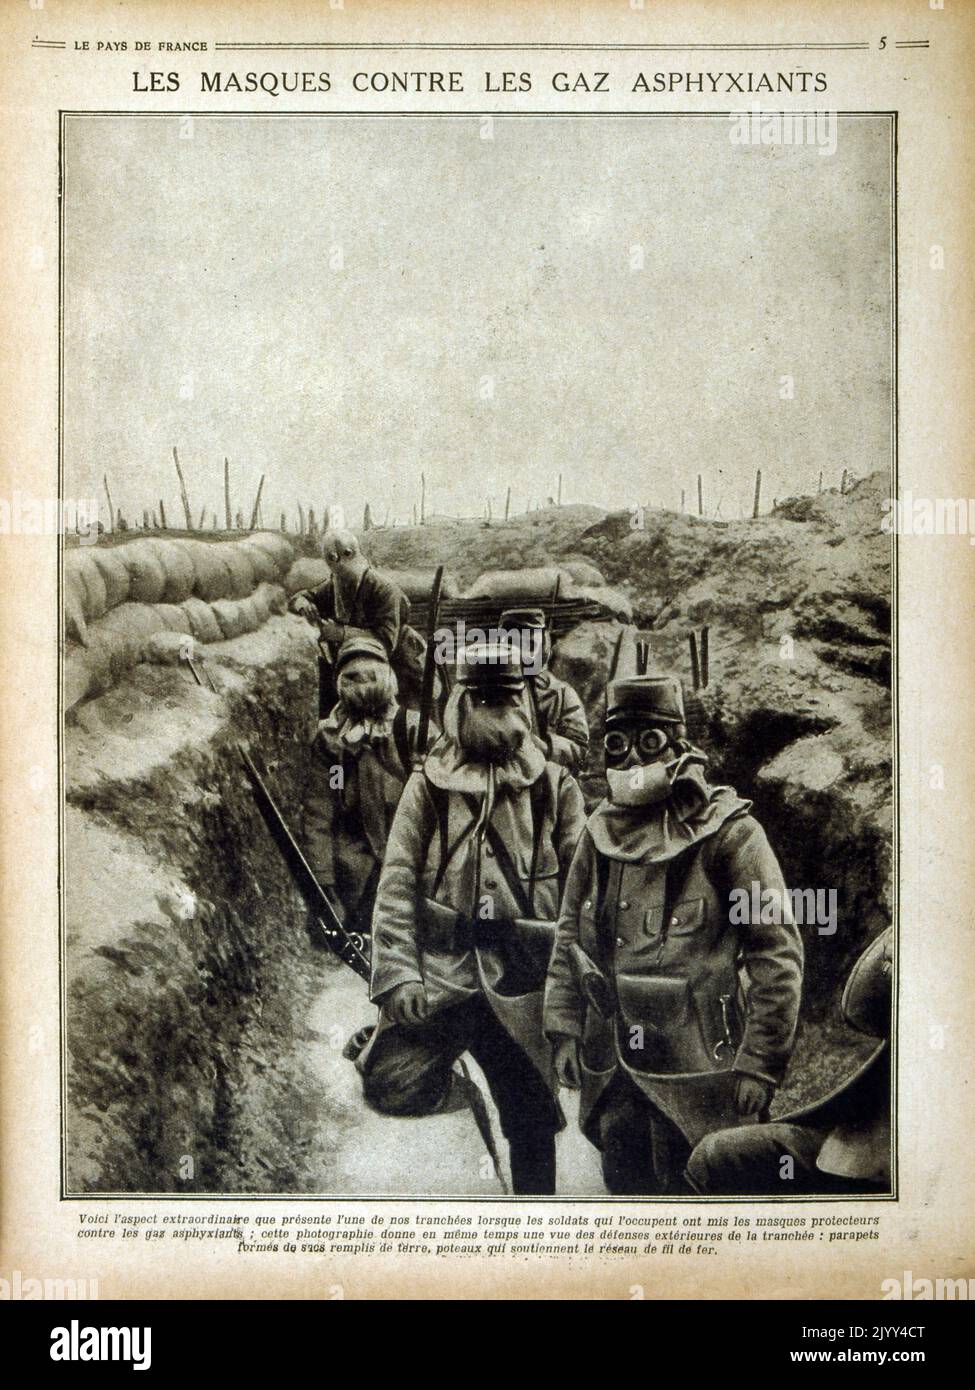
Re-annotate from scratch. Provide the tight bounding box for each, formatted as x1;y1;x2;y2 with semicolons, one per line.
456;639;525;689
334;634;389;675
606;674;685;727
499;607;548;632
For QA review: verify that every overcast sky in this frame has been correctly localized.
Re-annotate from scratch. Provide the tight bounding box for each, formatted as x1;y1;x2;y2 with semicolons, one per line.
63;114;892;526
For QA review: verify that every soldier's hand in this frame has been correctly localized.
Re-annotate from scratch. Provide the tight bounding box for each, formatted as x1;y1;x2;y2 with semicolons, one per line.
288;593;316;622
318;619;346;643
386;982;429;1028
553;1036;582;1090
735;1074;773;1117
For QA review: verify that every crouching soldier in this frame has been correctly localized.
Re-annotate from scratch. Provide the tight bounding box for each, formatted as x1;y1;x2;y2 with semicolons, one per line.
686;928;891;1196
358;640;587;1194
304;635;422;948
543;675;803;1196
499;607;589;773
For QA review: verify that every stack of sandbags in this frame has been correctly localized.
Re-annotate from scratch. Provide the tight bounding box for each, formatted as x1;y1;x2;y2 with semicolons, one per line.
465;566;580;602
64;533;295;646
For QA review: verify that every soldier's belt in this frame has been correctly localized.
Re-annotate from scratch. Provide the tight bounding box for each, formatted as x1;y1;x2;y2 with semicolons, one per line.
416;898;555;956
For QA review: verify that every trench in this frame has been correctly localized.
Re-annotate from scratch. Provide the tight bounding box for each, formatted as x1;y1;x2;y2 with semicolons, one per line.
64;612;885;1195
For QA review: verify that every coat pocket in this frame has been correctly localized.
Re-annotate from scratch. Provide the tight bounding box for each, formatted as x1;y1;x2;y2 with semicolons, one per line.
664;896;706;937
616;973;712;1073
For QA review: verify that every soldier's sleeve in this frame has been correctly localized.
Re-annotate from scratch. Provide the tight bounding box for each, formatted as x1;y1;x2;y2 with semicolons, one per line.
308;580;336;620
369;771;433;1004
543;825;594;1041
362;571;403;657
715;815;804;1088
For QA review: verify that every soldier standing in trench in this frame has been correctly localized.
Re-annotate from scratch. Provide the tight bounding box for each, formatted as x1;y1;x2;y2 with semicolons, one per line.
498;607;590;774
543;674;803;1196
303;634;425;950
357;639;587;1194
289;528;425;713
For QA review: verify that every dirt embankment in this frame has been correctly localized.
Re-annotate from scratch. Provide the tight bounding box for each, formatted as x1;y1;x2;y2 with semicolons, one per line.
63;617;358;1193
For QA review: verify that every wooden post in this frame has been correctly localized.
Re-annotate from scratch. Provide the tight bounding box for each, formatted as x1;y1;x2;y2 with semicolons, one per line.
211;512;218;530
224;458;232;530
249;474;265;531
172;447;193;529
487;497;493;522
752;469;762;519
235;508;244;530
420;472;426;525
280;511;287;532
412;502;417;527
152;509;158;530
363;502;372;531
505;486;511;521
557;473;563;506
297;501;305;535
701;625;710;689
198;503;207;530
142;508;149;529
688;631;700;692
840;468;848;495
117;509;125;531
103;474;115;533
681;488;685;513
159;499;168;529
818;470;823;494
697;474;704;516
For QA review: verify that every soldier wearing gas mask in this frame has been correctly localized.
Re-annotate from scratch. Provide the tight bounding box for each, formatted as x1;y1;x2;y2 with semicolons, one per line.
358;640;587;1194
498;607;589;773
543;675;803;1195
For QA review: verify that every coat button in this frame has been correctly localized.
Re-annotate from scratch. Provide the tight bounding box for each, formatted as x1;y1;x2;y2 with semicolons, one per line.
619;901;629;910
485;878;498;891
616;936;625;947
671;916;679;926
583;900;592;910
485;846;495;857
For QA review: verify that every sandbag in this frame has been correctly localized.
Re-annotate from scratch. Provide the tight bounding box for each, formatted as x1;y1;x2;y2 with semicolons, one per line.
90;547;131;610
465;566;579;602
83;628;147;695
219;544;258;599
65;550;109;621
379;568;460;602
145;631;195;665
99;602;169;642
152;539;196;604
188;541;234;602
123;541;168;604
243;531;294;576
64;575;89;647
211;597;250;640
154;603;194;634
263;583;286;616
284;557;330;596
238;543;278;585
179;596;223;644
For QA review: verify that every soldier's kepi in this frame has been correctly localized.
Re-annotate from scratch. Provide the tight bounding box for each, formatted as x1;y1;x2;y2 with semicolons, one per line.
358;637;587;1195
543;674;803;1196
498;607;589;773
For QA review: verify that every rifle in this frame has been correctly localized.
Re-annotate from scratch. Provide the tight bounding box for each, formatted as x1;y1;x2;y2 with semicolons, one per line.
239;746;371;982
415;564;445;761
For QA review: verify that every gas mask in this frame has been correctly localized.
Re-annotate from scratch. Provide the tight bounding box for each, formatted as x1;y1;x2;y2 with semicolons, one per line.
604;723;691;808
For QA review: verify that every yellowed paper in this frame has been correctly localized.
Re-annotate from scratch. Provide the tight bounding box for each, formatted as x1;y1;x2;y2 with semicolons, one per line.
1;0;973;1301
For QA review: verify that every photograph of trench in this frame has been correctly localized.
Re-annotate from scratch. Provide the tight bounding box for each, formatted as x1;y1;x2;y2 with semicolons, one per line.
60;111;893;1196
62;477;891;1194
